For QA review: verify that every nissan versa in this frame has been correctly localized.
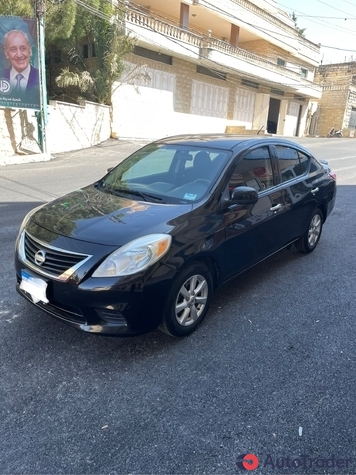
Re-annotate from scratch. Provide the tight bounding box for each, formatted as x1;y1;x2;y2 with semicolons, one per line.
15;135;337;337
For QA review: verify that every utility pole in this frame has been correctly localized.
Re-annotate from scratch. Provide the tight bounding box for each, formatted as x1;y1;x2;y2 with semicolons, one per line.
35;0;49;154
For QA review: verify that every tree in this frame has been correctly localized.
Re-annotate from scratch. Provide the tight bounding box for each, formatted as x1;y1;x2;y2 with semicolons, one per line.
0;0;77;43
55;3;147;105
45;0;77;45
0;0;32;16
291;12;306;37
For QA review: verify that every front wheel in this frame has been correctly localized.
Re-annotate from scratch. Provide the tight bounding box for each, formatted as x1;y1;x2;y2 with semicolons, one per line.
159;262;213;337
296;209;323;253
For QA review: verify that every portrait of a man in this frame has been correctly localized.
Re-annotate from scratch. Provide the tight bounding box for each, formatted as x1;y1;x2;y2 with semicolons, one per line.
0;18;40;109
2;29;39;96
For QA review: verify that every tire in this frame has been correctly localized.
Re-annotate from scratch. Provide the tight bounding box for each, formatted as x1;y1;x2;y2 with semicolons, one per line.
296;209;323;253
159;262;213;337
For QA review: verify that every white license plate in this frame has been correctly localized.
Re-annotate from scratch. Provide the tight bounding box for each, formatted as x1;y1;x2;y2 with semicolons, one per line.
20;270;49;304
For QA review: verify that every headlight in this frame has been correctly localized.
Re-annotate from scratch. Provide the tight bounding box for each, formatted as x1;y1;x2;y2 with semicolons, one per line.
92;234;172;277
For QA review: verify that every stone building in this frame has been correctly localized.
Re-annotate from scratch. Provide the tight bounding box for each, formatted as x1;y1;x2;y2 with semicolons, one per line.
109;0;322;139
313;62;356;137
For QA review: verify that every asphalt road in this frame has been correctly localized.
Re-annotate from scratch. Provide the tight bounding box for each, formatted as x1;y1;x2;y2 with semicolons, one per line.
0;137;355;475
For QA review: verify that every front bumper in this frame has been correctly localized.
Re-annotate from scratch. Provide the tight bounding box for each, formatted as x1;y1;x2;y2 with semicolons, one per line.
15;260;175;336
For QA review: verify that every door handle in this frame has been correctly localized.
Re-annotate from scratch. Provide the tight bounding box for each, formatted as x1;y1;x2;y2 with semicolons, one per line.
270;203;282;212
311;187;319;195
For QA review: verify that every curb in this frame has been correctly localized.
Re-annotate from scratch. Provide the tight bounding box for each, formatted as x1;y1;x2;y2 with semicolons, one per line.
0;152;53;167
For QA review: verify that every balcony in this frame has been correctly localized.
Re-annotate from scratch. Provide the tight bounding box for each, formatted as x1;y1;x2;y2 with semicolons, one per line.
125;9;322;98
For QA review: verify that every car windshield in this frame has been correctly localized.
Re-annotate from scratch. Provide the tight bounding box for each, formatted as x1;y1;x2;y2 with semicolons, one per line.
100;144;230;204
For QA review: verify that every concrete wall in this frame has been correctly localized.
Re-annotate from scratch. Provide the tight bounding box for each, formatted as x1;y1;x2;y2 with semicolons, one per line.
111;84;233;140
0;100;111;165
47;101;111;153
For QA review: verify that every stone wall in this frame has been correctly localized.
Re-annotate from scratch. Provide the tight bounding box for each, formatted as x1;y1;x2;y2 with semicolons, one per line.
315;62;356;136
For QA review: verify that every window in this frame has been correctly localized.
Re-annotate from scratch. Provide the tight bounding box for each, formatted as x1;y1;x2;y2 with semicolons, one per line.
348;107;356;128
275;146;309;182
241;78;259;89
83;44;89;59
287;102;300;117
190;80;229;118
309;157;322;173
233;89;256;122
271;88;284;96
277;58;286;67
120;147;177;181
134;46;172;65
300;68;308;79
229;146;274;192
123;63;176;94
197;66;226;81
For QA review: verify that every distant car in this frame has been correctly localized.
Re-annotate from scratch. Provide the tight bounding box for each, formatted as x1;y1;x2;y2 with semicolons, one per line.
15;135;337;337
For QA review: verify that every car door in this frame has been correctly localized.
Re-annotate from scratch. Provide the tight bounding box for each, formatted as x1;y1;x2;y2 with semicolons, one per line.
222;145;291;281
271;144;324;242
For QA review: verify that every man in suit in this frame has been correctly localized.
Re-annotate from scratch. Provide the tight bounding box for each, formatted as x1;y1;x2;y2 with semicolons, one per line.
2;29;40;104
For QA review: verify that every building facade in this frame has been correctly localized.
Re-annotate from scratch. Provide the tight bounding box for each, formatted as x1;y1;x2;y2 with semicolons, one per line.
111;0;322;139
314;62;356;137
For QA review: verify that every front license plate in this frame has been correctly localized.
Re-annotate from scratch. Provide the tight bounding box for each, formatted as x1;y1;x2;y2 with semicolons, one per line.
20;270;49;304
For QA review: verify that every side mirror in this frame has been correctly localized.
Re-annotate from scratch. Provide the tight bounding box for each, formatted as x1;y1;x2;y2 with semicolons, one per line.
230;186;258;205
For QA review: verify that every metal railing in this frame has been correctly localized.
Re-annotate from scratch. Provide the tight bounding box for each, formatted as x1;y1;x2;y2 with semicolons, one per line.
126;9;315;85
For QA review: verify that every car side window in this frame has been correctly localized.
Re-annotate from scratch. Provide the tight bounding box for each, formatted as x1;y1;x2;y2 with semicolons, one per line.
275;146;309;182
229;146;274;192
309;157;322;173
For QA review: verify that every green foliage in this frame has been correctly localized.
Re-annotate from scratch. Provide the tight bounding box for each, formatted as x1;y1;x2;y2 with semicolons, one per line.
0;0;77;43
291;12;306;38
0;0;33;17
56;7;137;105
45;0;77;44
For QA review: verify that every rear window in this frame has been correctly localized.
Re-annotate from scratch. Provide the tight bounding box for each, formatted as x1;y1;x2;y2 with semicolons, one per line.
275;145;309;182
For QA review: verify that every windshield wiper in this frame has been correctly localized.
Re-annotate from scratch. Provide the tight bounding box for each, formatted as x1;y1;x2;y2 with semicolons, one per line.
110;187;165;203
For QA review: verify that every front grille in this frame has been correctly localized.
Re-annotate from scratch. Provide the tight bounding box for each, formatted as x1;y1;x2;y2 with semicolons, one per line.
36;300;86;324
21;231;92;281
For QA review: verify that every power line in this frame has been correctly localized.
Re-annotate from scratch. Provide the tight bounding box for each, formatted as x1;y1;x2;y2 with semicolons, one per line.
279;2;356;37
316;0;356;18
298;15;356;19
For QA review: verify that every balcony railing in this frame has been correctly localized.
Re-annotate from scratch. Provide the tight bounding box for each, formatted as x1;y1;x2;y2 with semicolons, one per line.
126;10;315;86
231;0;319;54
126;10;202;47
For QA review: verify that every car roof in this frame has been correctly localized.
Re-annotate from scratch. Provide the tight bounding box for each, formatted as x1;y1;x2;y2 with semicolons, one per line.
154;134;311;154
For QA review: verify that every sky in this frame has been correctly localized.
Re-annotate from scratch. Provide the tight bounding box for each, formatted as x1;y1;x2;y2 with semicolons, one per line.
277;0;356;64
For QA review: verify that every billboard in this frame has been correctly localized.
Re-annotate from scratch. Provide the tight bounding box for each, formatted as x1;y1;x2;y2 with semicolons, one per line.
0;16;40;110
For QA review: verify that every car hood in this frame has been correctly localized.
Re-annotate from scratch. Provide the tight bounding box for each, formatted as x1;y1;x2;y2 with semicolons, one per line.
30;185;192;246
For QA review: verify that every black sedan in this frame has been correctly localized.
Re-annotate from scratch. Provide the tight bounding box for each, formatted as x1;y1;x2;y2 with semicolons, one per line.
14;135;337;337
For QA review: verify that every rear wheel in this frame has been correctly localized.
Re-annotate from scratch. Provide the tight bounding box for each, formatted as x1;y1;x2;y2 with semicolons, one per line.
159;262;213;337
296;209;323;253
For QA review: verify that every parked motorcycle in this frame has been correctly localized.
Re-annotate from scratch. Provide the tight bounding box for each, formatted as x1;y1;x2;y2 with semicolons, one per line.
327;127;343;138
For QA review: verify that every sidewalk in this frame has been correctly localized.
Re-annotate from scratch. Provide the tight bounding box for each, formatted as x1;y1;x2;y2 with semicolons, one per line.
0;137;149;167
